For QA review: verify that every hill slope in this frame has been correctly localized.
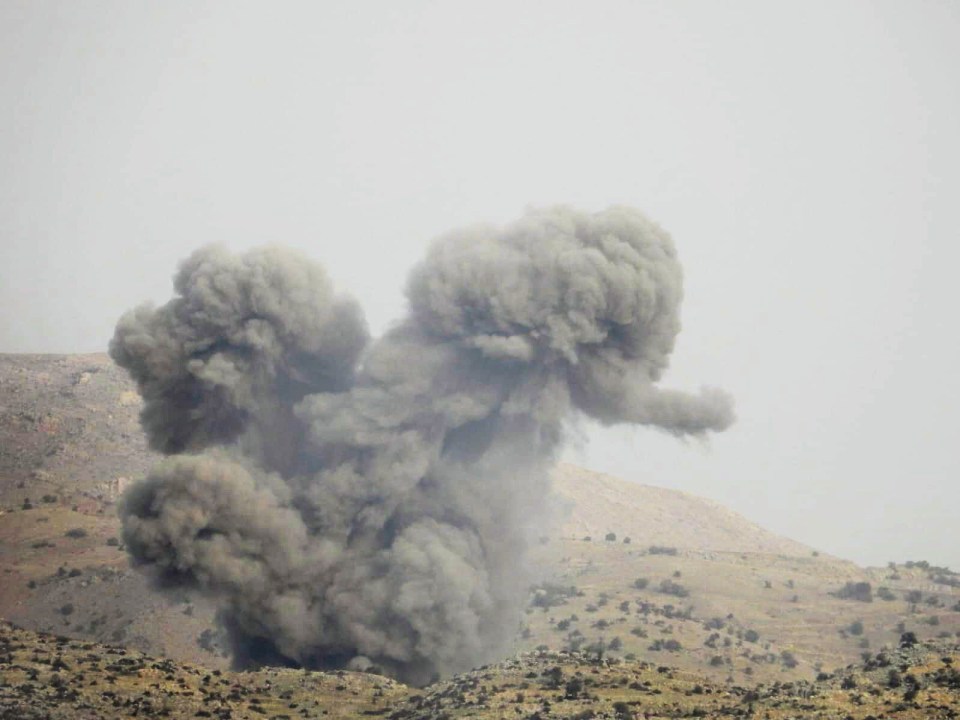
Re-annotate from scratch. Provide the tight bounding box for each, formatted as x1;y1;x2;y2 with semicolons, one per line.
1;353;958;686
553;463;813;556
2;620;959;719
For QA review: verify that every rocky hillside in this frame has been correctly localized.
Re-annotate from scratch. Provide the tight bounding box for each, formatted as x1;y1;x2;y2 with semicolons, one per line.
2;620;958;719
1;353;959;688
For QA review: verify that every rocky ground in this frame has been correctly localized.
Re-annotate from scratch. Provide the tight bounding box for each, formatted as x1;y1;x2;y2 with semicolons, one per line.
2;621;958;719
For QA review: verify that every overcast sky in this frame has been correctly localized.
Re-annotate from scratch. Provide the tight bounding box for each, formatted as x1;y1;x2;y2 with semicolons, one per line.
2;1;958;569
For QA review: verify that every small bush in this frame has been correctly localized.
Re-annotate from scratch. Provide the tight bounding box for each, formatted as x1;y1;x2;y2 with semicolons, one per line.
648;545;678;556
106;537;120;547
41;494;58;504
605;532;617;542
834;581;873;602
632;577;649;590
59;603;74;616
658;579;690;598
900;632;918;648
564;678;583;699
64;528;88;539
530;583;578;610
848;620;864;636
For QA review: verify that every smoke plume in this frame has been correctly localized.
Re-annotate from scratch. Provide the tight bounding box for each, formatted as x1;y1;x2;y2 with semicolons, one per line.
111;205;733;684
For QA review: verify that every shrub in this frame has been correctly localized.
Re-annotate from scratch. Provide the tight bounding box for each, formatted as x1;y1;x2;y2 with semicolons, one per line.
848;620;864;636
658;579;690;598
744;629;760;643
605;532;617;542
877;586;897;601
781;651;798;669
622;536;631;544
633;577;649;590
41;495;57;504
905;590;923;604
564;678;583;699
59;603;74;616
64;528;88;539
531;583;578;610
833;581;873;602
648;545;678;556
106;537;120;547
899;632;918;648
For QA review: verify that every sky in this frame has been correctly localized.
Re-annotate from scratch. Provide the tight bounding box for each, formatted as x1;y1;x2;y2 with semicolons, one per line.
2;1;958;569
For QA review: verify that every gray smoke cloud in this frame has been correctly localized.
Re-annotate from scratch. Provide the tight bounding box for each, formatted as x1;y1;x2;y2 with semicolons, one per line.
111;205;734;684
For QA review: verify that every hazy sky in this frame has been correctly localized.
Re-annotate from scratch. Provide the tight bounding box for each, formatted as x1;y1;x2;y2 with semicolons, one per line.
2;1;958;569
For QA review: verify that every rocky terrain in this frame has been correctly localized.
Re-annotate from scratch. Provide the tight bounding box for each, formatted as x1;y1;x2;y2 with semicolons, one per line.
2;620;958;719
1;353;959;716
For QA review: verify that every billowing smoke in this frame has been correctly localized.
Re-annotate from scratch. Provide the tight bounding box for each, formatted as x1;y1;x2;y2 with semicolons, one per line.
111;206;733;684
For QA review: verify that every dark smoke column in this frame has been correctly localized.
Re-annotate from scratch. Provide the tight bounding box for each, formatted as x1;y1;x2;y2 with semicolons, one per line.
111;206;733;684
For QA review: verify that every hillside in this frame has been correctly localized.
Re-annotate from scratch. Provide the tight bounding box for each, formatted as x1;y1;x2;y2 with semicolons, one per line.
2;620;958;719
1;353;958;689
552;464;814;556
